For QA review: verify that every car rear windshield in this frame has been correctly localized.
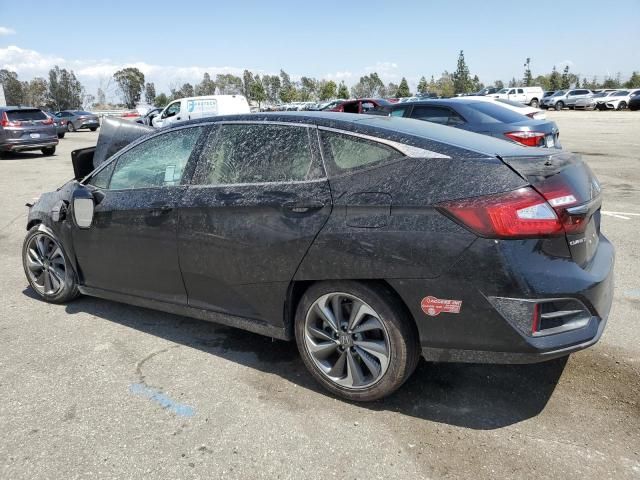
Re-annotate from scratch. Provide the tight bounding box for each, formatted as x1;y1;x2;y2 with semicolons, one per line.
5;109;48;121
464;102;528;123
495;98;527;109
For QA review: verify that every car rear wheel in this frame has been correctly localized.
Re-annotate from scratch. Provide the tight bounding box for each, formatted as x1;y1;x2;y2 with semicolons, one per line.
90;127;98;131
530;98;539;108
22;226;79;304
617;102;627;111
295;281;420;401
41;146;56;156
555;101;564;111
57;132;65;139
67;122;76;132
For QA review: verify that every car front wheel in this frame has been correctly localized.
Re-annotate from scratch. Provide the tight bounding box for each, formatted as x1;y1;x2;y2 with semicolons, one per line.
22;226;79;304
295;281;420;401
555;101;564;111
67;122;76;132
530;99;539;108
617;102;627;111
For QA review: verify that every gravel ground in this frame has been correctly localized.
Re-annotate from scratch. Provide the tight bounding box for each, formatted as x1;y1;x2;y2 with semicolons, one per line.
1;111;638;479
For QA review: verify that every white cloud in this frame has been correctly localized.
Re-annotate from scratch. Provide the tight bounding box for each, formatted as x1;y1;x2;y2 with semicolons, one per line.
325;71;353;81
0;45;253;98
0;26;16;36
556;59;575;69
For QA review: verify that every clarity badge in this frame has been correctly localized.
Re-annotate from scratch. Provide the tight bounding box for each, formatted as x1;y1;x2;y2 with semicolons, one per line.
421;296;462;317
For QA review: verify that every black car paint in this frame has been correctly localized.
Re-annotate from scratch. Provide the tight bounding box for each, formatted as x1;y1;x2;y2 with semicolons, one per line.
26;113;614;363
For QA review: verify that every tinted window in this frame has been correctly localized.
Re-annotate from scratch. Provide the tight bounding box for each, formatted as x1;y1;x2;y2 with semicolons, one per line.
613;91;629;96
6;109;47;121
108;127;203;190
391;106;408;117
74;111;93;115
464;102;528;123
320;130;402;172
410;105;450;124
517;89;524;94
196;124;317;185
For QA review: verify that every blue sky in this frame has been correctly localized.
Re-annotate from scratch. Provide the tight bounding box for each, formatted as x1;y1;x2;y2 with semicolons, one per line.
1;0;638;98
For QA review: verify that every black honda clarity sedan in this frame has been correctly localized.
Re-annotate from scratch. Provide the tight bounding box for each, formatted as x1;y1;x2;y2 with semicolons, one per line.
23;112;614;401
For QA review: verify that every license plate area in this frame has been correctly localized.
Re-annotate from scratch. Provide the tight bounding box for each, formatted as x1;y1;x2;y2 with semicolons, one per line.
30;133;41;139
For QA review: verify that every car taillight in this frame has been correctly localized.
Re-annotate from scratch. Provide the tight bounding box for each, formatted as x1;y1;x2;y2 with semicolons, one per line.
504;131;546;147
42;117;54;125
1;112;21;127
534;185;588;235
438;187;565;239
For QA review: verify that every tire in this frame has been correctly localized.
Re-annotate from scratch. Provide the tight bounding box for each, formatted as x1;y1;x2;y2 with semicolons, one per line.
57;132;65;139
555;101;564;111
530;98;539;108
22;225;79;304
41;146;56;156
617;102;627;111
89;127;98;131
294;281;420;402
67;122;76;132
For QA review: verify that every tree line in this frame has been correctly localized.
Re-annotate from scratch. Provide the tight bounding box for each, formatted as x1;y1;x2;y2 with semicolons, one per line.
0;67;85;110
2;53;640;111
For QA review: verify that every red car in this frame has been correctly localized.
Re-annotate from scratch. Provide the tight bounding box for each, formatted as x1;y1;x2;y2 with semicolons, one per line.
324;98;391;114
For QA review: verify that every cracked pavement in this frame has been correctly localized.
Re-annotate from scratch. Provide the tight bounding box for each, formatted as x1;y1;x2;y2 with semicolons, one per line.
1;112;639;479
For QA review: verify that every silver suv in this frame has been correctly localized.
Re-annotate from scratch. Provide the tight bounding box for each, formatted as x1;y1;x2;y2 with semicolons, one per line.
0;107;58;157
540;89;592;110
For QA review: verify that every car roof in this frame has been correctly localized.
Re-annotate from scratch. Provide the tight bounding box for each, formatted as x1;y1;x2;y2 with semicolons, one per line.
169;111;542;158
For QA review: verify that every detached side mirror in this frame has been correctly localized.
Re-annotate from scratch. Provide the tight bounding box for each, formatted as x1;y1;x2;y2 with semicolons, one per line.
72;186;95;229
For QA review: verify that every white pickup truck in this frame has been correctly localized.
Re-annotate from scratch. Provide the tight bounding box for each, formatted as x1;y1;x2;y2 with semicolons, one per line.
488;87;544;107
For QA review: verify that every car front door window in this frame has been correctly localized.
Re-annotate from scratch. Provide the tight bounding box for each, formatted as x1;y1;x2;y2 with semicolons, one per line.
164;102;181;118
107;127;203;190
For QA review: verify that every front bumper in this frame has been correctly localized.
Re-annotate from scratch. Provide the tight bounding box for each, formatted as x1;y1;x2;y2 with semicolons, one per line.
389;234;615;364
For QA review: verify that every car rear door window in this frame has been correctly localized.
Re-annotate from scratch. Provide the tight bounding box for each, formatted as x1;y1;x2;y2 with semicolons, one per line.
195;123;319;185
106;127;203;190
391;106;408;117
320;130;402;172
410;105;451;125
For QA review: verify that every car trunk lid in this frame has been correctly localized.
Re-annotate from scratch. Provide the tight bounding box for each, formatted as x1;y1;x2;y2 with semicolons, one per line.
499;151;602;266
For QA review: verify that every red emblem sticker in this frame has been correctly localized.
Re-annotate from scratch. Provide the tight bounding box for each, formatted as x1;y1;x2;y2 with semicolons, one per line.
421;296;462;317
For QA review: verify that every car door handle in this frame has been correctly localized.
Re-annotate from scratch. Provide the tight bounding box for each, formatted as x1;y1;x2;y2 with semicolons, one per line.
283;200;325;213
149;205;173;216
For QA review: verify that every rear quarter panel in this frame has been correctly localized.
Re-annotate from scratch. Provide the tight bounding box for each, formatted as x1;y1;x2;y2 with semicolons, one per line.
295;156;527;281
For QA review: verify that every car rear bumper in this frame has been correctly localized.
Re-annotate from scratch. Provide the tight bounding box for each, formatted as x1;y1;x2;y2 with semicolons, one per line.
1;137;58;151
389;234;614;364
77;120;100;129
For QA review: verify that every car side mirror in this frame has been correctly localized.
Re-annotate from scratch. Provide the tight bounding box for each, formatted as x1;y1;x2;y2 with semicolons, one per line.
72;185;95;229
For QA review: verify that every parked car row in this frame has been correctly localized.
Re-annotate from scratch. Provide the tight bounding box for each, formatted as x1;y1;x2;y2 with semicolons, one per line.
540;88;640;110
0;107;100;157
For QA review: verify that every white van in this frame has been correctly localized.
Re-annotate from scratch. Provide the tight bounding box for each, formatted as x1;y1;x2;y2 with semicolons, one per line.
488;87;544;107
152;95;250;128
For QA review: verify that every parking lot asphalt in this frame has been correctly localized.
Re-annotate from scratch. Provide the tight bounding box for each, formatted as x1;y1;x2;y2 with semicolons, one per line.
1;111;638;480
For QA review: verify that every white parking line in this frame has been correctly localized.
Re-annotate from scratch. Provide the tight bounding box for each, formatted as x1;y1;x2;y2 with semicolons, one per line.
602;210;640;220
